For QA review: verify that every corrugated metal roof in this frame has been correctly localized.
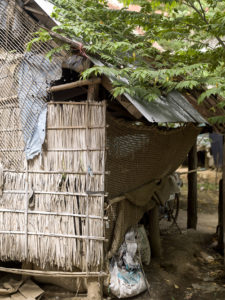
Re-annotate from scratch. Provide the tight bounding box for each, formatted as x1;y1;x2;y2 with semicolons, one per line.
125;91;207;123
24;0;208;124
91;57;207;123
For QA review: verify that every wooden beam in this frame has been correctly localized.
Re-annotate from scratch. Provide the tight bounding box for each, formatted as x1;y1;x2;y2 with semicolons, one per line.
51;87;87;102
101;75;142;119
187;141;198;229
49;78;101;93
24;6;46;16
118;95;143;119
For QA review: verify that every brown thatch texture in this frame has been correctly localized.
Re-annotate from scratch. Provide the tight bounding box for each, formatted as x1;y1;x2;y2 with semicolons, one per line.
0;101;106;272
0;104;25;168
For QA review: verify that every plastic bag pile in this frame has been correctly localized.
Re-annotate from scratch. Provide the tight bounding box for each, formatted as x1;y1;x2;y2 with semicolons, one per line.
109;225;150;298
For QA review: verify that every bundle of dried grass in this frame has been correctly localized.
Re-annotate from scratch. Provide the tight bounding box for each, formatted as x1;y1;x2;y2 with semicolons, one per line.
0;105;25;168
0;101;106;272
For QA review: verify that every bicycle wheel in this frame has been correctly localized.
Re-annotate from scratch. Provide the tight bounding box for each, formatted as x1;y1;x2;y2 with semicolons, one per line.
159;193;180;231
167;193;179;223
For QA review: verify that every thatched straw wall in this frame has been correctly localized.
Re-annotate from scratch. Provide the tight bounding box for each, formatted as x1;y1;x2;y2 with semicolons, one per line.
0;101;106;272
0;103;25;169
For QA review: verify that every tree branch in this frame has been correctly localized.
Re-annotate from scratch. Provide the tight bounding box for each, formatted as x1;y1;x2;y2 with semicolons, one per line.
184;0;225;51
196;0;207;23
40;26;88;56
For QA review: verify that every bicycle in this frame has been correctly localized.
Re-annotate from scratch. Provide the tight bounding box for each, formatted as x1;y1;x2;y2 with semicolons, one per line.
159;173;182;232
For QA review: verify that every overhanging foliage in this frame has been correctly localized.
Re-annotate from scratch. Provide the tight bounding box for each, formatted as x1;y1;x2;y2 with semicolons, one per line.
30;0;225;122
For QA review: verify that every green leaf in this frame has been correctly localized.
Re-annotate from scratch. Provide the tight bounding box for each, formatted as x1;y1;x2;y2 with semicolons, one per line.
27;0;225;123
198;87;221;104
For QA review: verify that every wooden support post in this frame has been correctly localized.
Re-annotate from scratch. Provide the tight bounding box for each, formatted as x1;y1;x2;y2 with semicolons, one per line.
223;135;225;263
87;278;103;300
22;262;32;281
87;82;99;101
187;141;198;229
218;179;223;252
149;205;161;258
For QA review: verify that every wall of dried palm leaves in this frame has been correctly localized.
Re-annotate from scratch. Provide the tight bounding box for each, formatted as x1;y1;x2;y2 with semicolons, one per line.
0;100;106;272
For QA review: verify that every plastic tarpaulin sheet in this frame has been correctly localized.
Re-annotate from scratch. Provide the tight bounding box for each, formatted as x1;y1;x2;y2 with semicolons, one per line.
17;53;62;160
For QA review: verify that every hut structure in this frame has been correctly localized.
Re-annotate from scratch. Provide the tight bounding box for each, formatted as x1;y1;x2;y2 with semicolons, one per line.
0;0;224;298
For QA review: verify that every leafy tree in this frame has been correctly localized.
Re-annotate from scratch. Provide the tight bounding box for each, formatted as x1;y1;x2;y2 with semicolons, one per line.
32;0;225;122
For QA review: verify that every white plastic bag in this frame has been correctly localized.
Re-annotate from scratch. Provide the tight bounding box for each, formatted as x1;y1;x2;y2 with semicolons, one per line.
136;225;151;265
109;226;150;298
123;230;139;270
109;261;147;298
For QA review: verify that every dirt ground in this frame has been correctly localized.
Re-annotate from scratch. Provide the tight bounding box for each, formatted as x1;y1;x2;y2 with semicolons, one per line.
133;168;225;300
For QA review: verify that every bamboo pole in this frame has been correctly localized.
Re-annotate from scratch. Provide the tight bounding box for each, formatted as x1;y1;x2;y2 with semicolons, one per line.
0;267;107;278
47;126;106;130
0;230;107;241
25;160;29;257
97;101;106;300
86;96;91;276
45;149;107;152
0;149;107;152
49;78;101;93
101;100;107;249
86;83;103;300
0;208;108;220
3;190;106;197
48;101;104;106
3;169;110;175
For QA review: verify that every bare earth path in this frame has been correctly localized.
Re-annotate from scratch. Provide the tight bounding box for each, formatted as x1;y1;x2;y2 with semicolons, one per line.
132;169;225;300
